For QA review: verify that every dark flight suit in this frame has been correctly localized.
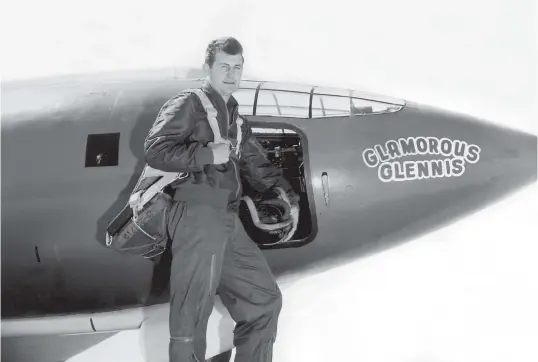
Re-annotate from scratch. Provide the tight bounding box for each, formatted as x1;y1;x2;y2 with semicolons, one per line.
143;79;299;362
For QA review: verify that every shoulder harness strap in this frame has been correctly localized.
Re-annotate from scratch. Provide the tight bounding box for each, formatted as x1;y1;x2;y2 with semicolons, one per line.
191;88;223;143
191;88;243;157
130;87;243;211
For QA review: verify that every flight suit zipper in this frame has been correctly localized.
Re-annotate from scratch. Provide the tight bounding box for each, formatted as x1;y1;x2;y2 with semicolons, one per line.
227;107;241;200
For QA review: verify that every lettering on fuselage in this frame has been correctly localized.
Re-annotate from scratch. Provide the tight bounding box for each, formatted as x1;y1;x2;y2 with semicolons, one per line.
362;136;481;183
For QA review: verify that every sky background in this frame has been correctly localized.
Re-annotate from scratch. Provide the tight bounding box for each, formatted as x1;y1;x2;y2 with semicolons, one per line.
1;0;537;361
2;0;536;132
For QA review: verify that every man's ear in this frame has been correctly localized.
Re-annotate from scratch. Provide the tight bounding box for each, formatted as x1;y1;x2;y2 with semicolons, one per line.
202;63;210;74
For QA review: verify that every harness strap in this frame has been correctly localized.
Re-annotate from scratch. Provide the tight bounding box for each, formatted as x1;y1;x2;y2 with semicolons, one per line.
130;170;188;212
235;115;243;157
130;88;238;211
193;88;243;156
192;89;223;142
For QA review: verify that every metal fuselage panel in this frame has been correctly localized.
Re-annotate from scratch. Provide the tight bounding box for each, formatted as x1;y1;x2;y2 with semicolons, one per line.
254;103;536;277
1;78;535;319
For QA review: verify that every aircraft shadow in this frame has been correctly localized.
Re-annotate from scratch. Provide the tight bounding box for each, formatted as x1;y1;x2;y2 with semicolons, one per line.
94;92;174;296
1;332;118;362
91;93;179;360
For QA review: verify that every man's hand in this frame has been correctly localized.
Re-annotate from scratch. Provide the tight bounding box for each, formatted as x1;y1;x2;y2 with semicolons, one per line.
208;141;231;164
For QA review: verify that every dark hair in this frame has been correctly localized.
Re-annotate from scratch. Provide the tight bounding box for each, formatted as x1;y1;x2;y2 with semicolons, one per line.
205;37;244;67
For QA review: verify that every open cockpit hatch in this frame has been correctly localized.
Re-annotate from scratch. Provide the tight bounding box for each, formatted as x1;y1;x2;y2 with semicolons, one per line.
238;125;316;249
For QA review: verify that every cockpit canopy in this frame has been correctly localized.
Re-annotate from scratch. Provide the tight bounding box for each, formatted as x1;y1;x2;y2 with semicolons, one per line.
233;80;406;118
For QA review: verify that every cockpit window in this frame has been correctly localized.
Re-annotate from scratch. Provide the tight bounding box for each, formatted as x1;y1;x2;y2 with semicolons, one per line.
235;82;405;118
255;90;310;118
233;88;256;115
350;97;402;115
311;94;350;117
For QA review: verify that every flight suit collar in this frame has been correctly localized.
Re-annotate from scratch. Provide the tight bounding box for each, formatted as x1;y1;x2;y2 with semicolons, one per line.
202;78;239;120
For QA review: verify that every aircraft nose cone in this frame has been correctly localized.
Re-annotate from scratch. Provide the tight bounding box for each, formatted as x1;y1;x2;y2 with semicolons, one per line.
411;103;537;199
476;120;536;191
509;129;535;180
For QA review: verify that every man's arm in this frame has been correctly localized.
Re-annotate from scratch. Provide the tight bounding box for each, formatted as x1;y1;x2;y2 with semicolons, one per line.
239;116;300;207
144;92;214;172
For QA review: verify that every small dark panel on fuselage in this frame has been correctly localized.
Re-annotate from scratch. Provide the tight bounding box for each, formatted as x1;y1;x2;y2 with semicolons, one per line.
85;133;120;167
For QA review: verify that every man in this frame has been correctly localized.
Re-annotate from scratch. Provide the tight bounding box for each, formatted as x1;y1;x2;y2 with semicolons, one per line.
144;37;300;362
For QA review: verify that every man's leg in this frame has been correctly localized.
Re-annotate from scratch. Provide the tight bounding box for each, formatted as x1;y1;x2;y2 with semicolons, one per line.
217;214;283;362
167;202;235;362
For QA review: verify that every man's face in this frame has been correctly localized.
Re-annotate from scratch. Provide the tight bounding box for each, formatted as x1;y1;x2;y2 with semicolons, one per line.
204;50;244;97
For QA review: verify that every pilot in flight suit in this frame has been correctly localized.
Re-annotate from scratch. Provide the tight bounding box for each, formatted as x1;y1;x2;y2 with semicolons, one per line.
143;37;299;362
